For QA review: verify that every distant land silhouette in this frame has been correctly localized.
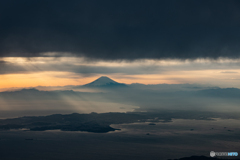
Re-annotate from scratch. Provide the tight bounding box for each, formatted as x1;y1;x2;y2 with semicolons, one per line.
0;76;240;115
1;111;240;133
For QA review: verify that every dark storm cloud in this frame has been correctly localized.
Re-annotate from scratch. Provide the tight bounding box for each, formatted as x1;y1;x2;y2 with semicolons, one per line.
1;0;240;59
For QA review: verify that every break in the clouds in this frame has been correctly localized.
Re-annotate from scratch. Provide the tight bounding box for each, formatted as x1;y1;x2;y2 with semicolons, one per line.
1;0;240;60
0;57;239;89
1;57;240;75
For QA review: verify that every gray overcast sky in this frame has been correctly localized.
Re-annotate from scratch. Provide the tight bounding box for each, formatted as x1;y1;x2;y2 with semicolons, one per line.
0;0;240;60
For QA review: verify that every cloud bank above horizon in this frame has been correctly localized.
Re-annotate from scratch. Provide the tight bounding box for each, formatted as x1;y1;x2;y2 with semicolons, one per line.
0;0;240;60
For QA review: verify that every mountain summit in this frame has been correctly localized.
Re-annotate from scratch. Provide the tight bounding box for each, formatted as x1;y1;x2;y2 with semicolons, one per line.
84;76;127;87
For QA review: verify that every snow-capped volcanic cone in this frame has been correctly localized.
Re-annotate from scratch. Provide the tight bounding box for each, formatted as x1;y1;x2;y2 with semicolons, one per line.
84;76;127;88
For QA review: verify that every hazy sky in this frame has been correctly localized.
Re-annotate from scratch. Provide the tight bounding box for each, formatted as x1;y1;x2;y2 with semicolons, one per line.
0;0;240;89
0;57;239;89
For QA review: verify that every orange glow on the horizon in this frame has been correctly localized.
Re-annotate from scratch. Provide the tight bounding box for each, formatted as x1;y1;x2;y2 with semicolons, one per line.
0;72;102;89
0;69;239;90
0;57;240;90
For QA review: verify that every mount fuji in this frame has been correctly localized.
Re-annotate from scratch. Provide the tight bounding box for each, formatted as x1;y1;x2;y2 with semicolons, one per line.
83;76;127;88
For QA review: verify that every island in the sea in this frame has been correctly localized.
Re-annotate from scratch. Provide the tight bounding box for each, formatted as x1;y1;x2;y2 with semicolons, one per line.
0;111;239;133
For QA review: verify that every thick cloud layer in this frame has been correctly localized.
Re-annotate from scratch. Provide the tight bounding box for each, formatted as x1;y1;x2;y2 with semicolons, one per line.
1;0;240;59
